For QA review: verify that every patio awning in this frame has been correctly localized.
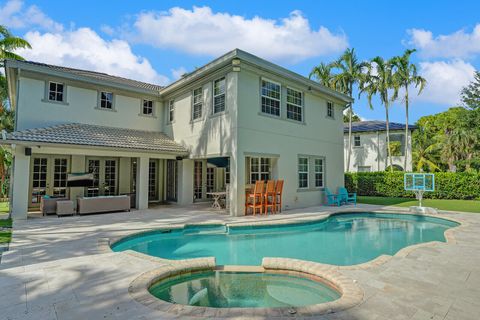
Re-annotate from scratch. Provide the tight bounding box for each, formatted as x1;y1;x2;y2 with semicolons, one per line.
3;123;189;155
207;157;229;168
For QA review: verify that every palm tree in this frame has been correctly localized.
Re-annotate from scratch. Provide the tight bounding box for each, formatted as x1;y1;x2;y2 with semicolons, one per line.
361;56;397;171
309;62;334;88
391;49;426;171
412;123;440;172
330;48;368;172
0;25;31;61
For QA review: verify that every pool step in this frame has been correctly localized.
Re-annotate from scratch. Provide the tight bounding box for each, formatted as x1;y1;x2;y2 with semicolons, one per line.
182;225;227;235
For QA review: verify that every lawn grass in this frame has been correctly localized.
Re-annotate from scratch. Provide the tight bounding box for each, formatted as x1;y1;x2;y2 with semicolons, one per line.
0;202;9;213
0;218;12;228
0;231;11;244
358;196;480;213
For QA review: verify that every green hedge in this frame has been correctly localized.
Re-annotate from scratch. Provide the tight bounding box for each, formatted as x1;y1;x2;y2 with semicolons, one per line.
345;172;480;200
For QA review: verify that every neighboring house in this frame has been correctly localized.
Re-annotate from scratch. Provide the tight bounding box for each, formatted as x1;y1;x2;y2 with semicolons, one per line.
344;121;416;172
2;49;351;220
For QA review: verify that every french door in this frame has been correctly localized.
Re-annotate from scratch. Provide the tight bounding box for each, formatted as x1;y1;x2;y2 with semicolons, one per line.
148;160;158;201
166;160;177;202
30;156;69;207
86;158;118;197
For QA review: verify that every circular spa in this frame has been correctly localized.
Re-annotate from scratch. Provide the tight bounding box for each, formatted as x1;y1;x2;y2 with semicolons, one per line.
148;270;341;308
112;212;459;266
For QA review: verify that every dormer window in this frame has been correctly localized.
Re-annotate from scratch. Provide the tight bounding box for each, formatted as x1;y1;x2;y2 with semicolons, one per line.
48;82;64;102
100;91;113;109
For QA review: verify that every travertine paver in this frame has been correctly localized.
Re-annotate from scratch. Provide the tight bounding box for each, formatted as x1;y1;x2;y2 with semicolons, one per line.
0;203;478;319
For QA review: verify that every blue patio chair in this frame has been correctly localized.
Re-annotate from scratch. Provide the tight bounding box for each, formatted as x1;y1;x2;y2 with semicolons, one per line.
325;188;341;206
338;187;357;206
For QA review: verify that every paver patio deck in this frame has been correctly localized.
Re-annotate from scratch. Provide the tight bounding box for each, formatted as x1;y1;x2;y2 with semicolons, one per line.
0;203;479;320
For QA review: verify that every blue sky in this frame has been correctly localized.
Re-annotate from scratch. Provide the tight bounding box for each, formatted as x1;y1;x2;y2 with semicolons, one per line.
1;0;479;123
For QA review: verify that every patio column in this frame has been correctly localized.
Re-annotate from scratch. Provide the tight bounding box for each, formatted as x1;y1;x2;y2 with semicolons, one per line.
177;159;193;206
229;153;245;217
136;157;149;210
10;145;30;220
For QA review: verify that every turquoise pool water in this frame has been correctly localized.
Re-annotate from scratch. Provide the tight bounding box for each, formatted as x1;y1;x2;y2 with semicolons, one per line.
112;213;459;266
149;271;340;308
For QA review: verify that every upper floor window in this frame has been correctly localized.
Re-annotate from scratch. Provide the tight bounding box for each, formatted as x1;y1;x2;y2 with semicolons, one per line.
142;100;153;116
213;78;226;114
298;157;309;189
100;91;113;109
168;99;175;123
286;87;303;121
192;87;203;120
261;79;281;116
48;82;64;102
327;101;334;118
354;135;361;147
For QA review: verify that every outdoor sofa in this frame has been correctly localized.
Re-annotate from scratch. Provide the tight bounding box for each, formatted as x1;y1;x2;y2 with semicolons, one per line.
77;195;130;215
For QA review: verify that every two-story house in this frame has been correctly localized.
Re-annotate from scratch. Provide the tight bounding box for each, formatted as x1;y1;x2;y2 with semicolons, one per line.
3;49;351;220
344;121;416;172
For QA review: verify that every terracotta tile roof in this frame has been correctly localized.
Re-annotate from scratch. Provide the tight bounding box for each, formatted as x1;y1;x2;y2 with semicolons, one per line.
6;123;188;154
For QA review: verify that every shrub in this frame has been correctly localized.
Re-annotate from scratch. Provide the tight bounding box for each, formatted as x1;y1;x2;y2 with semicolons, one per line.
345;172;480;200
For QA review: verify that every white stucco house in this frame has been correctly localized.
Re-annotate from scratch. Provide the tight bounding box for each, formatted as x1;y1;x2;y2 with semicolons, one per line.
2;49;351;220
344;121;415;172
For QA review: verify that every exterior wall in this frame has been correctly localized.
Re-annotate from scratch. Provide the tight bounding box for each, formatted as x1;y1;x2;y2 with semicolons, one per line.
15;75;162;131
344;130;413;172
234;66;346;214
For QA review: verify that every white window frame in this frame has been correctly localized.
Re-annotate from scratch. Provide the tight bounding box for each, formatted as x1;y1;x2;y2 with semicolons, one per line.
314;158;324;188
298;157;309;189
354;135;361;147
249;157;271;183
48;81;65;102
327;101;334;119
141;99;154;116
168;99;175;123
192;87;203;120
98;91;114;110
213;77;226;114
286;87;303;122
261;78;281;117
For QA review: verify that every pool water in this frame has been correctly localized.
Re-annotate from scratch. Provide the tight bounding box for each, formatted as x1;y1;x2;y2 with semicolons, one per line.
112;213;458;266
149;271;341;308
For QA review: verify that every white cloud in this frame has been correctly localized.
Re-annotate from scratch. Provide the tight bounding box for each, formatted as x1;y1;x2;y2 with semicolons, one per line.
17;28;169;85
407;25;480;59
133;6;348;63
0;0;62;32
413;59;475;105
171;67;187;80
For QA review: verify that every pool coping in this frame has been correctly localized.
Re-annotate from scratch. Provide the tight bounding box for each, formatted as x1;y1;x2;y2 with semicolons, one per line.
128;257;364;318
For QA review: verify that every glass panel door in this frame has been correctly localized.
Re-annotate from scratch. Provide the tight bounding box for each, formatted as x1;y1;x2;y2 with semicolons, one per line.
31;157;48;206
148;160;157;201
104;159;117;196
53;158;68;197
166;160;177;201
193;161;203;200
87;159;100;197
206;167;215;198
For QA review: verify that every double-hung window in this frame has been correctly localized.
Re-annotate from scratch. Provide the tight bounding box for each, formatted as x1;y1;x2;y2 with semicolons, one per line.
142;100;153;116
327;101;334;118
261;79;281;116
287;87;303;121
100;91;113;109
249;157;271;183
354;135;361;147
48;82;65;102
168;99;175;123
213;78;226;114
298;157;309;189
192;87;203;120
314;158;324;188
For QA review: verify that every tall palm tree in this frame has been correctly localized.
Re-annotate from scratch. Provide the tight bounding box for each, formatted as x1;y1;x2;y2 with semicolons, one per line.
0;25;31;61
391;49;426;171
330;49;368;172
361;56;397;171
309;62;334;88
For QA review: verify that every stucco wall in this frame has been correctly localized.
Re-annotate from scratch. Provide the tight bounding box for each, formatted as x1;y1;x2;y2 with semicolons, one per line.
235;66;346;211
344;130;413;172
16;76;163;132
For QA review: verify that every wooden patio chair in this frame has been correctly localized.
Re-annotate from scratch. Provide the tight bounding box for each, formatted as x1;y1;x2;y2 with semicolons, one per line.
264;180;276;215
245;180;265;216
274;179;284;213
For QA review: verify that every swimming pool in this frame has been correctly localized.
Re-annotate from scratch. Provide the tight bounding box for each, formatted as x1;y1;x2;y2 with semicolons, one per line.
112;212;459;266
